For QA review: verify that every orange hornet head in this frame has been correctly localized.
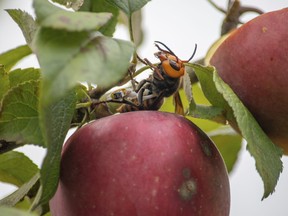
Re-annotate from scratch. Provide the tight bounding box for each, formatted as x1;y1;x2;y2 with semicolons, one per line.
154;41;197;78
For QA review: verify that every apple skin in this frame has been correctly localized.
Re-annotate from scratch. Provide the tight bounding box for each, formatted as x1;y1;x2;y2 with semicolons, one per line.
49;111;230;216
210;8;288;153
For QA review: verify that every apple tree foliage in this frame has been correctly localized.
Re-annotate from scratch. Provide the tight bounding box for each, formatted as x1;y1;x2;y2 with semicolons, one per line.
0;0;283;215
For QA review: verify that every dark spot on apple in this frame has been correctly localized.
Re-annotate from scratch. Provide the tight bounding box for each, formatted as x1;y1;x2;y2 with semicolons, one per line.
270;57;274;61
178;179;197;201
182;168;191;179
200;141;212;157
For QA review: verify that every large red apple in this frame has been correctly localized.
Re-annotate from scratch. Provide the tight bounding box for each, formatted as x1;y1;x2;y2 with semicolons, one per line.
49;111;230;216
210;8;288;153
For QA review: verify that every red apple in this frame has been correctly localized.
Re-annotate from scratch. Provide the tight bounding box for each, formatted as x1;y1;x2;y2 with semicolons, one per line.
49;111;230;216
210;8;288;153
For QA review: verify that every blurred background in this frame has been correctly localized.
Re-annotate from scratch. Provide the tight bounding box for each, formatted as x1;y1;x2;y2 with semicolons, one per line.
0;0;288;215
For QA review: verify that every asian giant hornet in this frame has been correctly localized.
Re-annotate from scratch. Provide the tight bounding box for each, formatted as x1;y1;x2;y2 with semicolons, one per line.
133;41;197;112
99;41;197;114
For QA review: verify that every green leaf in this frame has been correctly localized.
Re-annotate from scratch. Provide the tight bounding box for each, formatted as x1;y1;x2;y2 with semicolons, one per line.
0;151;39;187
33;27;134;104
214;71;283;199
0;45;32;71
0;173;40;207
41;11;112;32
33;0;63;23
0;66;9;101
0;207;37;216
189;64;227;107
6;10;37;45
8;68;41;88
209;127;242;173
186;84;222;132
106;0;150;15
38;90;76;206
34;0;112;32
82;0;120;36
51;0;84;11
189;104;224;122
0;79;43;145
186;64;229;123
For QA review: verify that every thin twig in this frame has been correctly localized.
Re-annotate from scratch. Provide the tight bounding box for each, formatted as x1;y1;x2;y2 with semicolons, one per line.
207;0;226;13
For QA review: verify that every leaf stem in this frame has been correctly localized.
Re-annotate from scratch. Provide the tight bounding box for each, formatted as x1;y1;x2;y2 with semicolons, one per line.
76;101;92;109
128;14;138;65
